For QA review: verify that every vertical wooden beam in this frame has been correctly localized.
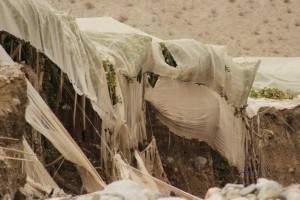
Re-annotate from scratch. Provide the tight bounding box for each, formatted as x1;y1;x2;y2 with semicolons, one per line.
18;43;22;62
73;93;77;131
35;52;40;90
82;95;86;131
57;70;64;103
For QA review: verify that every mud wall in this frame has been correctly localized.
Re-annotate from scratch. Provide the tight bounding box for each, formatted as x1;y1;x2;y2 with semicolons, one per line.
0;66;27;199
254;106;300;185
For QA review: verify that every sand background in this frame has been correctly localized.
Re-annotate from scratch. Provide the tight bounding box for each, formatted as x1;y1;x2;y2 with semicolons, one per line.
47;0;300;57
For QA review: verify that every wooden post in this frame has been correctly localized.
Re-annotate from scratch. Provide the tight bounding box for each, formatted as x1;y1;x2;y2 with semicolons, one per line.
36;52;40;90
73;92;77;131
57;70;64;103
82;95;86;131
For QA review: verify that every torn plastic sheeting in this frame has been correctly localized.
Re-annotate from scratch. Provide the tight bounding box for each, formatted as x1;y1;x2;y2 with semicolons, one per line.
145;77;246;169
0;0;114;120
22;138;58;188
234;57;300;93
25;79;106;192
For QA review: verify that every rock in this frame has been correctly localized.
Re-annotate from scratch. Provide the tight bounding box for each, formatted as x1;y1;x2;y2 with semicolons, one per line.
166;157;174;164
205;187;221;199
206;193;224;200
100;180;151;200
231;197;248;200
288;168;294;174
240;184;256;196
256;178;283;200
195;156;207;170
246;194;257;200
285;184;300;200
223;184;244;190
286;192;300;200
223;187;241;199
12;98;20;106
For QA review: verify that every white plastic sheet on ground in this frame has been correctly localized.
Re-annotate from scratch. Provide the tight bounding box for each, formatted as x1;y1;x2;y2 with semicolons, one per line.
234;57;300;117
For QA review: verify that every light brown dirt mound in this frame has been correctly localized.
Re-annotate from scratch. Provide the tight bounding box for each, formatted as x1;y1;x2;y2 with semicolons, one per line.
0;65;27;199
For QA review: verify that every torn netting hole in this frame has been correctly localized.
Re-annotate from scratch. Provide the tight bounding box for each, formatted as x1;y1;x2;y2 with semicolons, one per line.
159;42;177;68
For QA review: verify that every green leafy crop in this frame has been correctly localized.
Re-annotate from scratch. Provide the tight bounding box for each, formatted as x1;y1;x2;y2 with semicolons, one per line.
250;87;298;100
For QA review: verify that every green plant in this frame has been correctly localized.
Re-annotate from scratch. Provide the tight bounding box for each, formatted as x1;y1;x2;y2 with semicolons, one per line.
159;42;177;67
102;59;122;105
124;74;133;83
234;106;243;118
225;65;230;72
146;72;159;88
219;92;228;101
42;57;61;110
250;87;298;100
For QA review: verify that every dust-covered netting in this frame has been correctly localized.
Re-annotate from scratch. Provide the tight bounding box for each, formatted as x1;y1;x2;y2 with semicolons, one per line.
25;79;106;192
0;0;260;198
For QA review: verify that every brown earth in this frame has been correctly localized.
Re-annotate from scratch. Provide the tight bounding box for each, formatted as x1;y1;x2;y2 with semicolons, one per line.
0;66;27;199
254;106;300;185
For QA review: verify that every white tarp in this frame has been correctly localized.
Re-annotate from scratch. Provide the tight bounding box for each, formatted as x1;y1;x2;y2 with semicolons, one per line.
234;57;300;93
0;0;261;196
145;77;246;169
234;57;300;117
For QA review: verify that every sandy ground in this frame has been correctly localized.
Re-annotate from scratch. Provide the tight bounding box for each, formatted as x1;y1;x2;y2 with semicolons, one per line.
47;0;300;57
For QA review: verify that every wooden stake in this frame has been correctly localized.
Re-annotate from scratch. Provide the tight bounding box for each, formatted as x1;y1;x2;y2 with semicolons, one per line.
73;92;77;130
0;33;7;44
0;136;19;141
10;43;21;60
57;70;64;103
0;146;35;156
9;40;14;55
18;43;22;61
36;52;40;90
82;95;86;130
0;155;34;162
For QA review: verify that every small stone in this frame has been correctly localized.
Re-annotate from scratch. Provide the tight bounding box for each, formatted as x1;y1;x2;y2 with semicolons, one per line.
231;197;248;200
12;98;21;106
5;108;12;113
174;167;178;172
288;168;294;173
240;184;256;196
166;156;174;164
224;188;241;199
195;156;207;170
205;187;221;199
246;194;257;200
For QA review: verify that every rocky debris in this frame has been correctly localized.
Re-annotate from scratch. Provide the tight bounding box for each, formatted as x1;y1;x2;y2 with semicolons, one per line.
204;178;300;200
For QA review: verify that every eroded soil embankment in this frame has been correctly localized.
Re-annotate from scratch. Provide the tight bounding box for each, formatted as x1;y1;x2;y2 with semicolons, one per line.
0;66;27;198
